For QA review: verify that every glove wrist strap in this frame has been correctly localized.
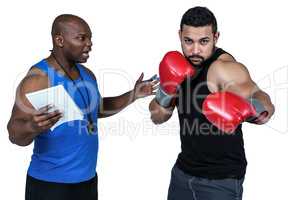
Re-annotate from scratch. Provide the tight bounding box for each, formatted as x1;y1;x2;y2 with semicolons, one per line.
246;98;268;122
155;87;174;108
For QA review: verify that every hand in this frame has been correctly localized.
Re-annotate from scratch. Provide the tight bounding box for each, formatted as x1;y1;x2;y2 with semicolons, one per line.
203;91;258;133
28;104;63;133
133;73;159;100
155;51;195;107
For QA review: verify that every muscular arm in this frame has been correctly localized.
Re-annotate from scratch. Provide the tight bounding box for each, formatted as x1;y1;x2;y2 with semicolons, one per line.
96;72;156;118
7;68;61;146
209;60;275;123
7;105;39;146
98;90;136;118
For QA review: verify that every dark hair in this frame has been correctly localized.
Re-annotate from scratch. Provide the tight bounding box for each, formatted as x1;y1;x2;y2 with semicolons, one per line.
180;6;218;33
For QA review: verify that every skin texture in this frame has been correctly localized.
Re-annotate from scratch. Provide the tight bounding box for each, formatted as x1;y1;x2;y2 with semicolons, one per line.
149;24;274;125
7;14;158;146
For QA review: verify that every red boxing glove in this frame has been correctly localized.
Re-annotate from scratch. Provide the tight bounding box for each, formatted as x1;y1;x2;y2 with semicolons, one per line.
202;91;268;133
155;51;195;107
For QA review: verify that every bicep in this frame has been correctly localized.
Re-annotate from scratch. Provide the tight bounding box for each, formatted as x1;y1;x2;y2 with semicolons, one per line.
217;62;259;98
11;74;49;120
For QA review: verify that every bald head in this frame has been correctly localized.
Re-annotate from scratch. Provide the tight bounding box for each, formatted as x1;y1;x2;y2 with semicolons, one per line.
50;14;92;63
51;14;89;37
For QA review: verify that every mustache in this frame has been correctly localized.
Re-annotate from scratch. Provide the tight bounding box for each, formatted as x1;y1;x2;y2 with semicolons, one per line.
188;55;204;60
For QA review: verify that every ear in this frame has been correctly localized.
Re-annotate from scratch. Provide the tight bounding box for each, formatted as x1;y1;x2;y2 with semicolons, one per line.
178;29;182;40
54;35;64;48
213;32;220;45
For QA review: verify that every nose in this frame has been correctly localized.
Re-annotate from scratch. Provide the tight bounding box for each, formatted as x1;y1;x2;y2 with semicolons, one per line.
192;43;201;55
86;38;93;48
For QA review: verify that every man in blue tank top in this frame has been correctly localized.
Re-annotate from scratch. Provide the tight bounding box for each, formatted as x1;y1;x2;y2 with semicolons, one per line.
149;7;275;200
7;14;157;200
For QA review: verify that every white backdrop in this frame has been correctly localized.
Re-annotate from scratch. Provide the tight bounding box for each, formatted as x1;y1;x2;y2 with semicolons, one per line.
0;0;298;199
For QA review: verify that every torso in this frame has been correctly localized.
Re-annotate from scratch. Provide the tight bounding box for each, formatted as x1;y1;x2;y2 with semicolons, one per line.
175;48;247;179
27;58;100;183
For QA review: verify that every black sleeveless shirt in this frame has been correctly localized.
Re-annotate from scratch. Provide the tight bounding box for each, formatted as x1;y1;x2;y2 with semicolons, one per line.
175;48;247;179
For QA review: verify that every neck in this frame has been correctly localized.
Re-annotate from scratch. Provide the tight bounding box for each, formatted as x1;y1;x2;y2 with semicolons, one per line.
51;51;75;72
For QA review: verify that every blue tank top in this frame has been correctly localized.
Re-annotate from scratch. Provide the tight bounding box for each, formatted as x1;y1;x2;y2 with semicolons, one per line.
27;59;101;183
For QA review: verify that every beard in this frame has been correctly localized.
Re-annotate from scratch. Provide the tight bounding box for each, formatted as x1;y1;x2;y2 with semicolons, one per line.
183;46;216;68
186;55;205;68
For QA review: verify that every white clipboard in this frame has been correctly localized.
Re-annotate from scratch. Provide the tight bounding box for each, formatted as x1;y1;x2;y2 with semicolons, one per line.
25;85;84;131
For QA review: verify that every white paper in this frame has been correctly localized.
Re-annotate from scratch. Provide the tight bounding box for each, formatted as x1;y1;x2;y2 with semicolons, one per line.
25;85;84;131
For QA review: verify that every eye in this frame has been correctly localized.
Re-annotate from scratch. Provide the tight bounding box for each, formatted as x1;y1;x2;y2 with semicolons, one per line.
200;40;209;45
78;36;86;41
184;38;193;45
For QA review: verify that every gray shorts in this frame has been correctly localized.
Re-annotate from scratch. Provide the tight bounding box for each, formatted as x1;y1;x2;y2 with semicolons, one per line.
167;165;244;200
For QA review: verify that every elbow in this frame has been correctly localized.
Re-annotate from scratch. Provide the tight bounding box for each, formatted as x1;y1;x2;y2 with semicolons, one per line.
7;122;31;147
9;134;31;146
8;134;18;145
7;121;15;144
148;99;172;125
149;100;162;125
268;103;275;119
150;115;164;125
149;107;168;125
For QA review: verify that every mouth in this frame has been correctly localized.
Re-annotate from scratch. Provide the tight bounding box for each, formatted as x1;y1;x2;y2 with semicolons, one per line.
190;58;202;63
189;56;204;63
81;51;90;59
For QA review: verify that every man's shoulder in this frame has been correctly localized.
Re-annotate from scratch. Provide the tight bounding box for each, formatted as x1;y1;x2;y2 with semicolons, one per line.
79;64;97;81
208;55;251;86
210;54;245;74
207;49;235;72
27;66;47;76
20;67;50;94
218;50;236;62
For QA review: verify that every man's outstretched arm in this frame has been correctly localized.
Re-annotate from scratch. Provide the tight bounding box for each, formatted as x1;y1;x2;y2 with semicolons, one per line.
98;73;158;118
210;60;275;124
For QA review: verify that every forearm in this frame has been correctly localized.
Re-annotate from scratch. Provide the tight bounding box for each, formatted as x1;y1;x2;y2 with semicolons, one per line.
149;99;174;124
252;90;273;108
99;90;135;118
250;89;275;123
7;118;39;146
